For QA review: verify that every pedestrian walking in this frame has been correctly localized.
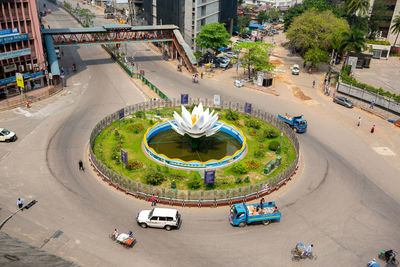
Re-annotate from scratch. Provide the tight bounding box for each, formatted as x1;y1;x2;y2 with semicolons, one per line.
357;117;361;127
26;100;30;108
312;80;315;88
371;124;375;133
370;100;375;109
79;160;84;171
201;72;203;79
151;194;156;206
17;198;23;209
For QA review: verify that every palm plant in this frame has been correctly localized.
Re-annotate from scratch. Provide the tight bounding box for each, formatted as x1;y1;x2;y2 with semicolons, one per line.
345;0;370;16
340;28;367;55
390;15;400;47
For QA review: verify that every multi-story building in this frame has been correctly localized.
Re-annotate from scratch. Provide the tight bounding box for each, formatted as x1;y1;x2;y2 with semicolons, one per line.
143;0;237;50
369;0;400;47
243;0;303;9
0;0;46;99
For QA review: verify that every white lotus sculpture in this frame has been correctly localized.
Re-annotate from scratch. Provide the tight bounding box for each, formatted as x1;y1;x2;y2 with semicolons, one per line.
168;103;223;138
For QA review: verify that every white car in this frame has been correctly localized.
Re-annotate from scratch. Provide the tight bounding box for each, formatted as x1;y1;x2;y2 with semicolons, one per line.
0;128;17;142
292;64;300;75
137;208;181;231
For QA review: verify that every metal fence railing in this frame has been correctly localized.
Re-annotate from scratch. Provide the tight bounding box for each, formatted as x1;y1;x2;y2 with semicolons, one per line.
89;99;300;207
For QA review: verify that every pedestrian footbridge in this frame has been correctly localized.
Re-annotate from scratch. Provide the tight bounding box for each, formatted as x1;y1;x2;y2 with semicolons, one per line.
42;24;197;76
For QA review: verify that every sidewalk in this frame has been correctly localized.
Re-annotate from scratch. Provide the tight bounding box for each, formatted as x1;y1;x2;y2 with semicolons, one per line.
0;85;61;111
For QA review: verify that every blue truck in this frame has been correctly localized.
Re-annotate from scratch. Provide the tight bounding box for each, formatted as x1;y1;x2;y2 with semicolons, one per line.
229;202;281;227
278;114;307;133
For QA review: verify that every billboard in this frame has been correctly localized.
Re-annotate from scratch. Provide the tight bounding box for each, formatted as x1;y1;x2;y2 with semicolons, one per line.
0;48;31;60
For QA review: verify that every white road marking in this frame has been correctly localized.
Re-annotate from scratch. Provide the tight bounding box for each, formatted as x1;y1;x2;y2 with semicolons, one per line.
373;147;396;156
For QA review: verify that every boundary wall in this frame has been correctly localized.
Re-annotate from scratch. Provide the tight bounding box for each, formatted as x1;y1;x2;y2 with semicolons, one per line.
89;98;300;207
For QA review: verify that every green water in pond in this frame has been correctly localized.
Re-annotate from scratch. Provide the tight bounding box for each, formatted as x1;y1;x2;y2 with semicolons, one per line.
148;129;242;162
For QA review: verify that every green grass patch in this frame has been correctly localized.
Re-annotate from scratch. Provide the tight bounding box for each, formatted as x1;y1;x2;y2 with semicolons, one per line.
93;108;297;190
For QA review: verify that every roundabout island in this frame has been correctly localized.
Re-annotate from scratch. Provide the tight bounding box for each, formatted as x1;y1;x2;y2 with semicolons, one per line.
90;99;299;205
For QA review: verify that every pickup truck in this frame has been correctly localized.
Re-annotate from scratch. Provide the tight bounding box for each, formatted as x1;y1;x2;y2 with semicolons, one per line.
229;202;281;227
278;114;307;133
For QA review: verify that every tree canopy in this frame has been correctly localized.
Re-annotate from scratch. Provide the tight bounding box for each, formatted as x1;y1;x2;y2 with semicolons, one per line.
304;47;330;66
340;28;367;54
345;0;370;16
390;15;400;47
286;9;350;53
232;42;274;79
237;15;251;34
195;23;231;54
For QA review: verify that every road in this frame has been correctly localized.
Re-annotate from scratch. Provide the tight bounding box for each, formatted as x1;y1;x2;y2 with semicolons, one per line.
1;1;400;266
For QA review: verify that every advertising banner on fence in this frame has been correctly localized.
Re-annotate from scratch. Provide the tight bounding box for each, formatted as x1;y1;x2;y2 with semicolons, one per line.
119;108;124;120
181;94;188;104
245;103;252;114
0;48;31;60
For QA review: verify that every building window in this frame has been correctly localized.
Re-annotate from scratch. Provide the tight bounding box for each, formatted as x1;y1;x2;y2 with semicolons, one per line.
201;6;206;16
201;19;205;26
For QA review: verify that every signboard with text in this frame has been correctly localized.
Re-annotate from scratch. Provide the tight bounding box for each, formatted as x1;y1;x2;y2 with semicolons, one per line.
121;149;128;164
16;73;24;88
0;33;28;45
181;94;188;104
213;95;220;106
204;170;215;184
245;103;252;114
0;48;30;60
0;28;19;36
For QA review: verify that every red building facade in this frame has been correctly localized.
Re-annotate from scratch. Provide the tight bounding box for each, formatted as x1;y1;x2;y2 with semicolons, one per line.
0;0;46;99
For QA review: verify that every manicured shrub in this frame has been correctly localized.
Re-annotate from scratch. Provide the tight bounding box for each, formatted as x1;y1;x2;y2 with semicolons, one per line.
231;162;249;174
225;109;239;121
187;173;202;189
245;118;261;129
254;149;264;158
144;167;165;185
244;176;250;183
268;140;280;151
127;123;144;133
126;160;143;170
245;159;260;169
135;110;146;118
235;177;243;184
263;128;279;139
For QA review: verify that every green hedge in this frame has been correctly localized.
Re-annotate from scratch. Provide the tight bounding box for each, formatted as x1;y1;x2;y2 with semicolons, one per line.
341;66;400;103
366;39;391;45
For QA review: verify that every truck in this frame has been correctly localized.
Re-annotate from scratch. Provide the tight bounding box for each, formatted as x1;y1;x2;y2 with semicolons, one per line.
229;202;281;227
104;4;114;19
278;114;307;133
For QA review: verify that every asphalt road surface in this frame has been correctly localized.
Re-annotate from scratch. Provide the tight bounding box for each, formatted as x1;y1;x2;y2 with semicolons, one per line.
1;1;400;267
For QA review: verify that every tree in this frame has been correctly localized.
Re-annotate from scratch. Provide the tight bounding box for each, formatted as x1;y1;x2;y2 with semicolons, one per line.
390;15;400;47
286;10;349;54
340;28;367;54
304;47;330;66
237;15;251;34
232;42;274;79
78;8;95;27
267;8;280;22
257;11;269;24
195;23;231;54
345;0;370;16
284;0;347;31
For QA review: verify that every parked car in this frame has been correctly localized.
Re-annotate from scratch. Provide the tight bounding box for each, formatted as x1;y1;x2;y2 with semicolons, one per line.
137;208;181;231
292;64;300;75
216;57;231;68
240;33;251;39
333;96;354;108
0;128;17;142
224;51;238;58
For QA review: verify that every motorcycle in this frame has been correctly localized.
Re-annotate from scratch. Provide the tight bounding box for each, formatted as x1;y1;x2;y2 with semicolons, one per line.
379;250;399;265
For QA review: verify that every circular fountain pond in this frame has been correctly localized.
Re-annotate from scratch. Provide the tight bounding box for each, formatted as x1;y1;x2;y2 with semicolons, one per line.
143;120;247;170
